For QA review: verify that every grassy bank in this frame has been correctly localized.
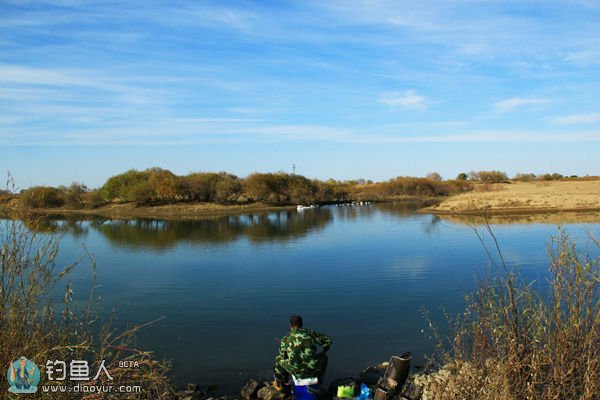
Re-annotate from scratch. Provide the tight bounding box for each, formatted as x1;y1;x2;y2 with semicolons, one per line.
423;179;600;215
0;212;173;399
1;197;299;220
415;224;599;399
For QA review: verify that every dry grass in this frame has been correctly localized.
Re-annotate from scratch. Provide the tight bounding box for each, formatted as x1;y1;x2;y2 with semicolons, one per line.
426;180;600;214
0;210;173;399
420;222;599;399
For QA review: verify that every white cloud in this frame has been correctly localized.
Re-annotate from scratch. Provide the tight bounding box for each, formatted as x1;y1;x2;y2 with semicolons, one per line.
493;97;549;113
380;90;428;111
563;50;600;66
352;131;600;144
0;116;24;124
549;113;600;124
3;118;600;146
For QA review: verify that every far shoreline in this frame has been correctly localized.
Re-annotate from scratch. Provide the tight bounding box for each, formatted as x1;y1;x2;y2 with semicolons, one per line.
2;198;433;221
5;201;600;223
3;179;600;221
2;200;298;221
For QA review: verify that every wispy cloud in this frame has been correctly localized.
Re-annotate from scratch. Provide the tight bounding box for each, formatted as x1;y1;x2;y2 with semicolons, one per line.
549;113;600;125
493;97;549;113
379;90;428;111
562;50;600;67
0;63;168;94
0;116;24;124
358;131;600;144
2;116;599;146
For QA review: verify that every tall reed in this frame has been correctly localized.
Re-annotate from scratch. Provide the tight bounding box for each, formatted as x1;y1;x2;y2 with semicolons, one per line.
0;206;172;399
424;221;599;399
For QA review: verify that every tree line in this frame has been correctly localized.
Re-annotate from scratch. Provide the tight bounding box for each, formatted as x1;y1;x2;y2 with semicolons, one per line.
14;168;586;209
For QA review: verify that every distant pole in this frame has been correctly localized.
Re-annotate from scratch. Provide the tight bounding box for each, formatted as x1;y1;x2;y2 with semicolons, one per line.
293;164;296;175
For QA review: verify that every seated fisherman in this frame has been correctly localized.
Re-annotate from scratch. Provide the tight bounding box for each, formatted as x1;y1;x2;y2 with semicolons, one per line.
273;315;332;390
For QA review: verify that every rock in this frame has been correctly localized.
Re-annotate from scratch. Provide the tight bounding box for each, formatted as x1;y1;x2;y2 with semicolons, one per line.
357;366;384;386
187;384;201;392
174;386;213;400
174;390;197;400
175;389;195;397
241;379;260;399
256;385;285;400
207;384;219;393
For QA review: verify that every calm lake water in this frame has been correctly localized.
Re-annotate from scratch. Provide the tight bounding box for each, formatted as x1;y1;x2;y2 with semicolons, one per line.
29;204;600;392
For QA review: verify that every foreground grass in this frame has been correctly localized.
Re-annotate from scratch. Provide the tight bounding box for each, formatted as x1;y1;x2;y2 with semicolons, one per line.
0;213;172;399
422;223;599;399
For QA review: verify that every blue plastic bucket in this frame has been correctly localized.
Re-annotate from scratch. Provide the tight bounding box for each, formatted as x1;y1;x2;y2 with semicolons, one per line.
293;383;320;400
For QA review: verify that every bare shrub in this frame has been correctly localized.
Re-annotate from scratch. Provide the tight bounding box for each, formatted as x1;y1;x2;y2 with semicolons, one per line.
469;171;509;183
539;172;564;181
423;222;599;399
21;186;65;208
0;209;172;398
63;182;88;209
426;172;442;181
513;173;537;181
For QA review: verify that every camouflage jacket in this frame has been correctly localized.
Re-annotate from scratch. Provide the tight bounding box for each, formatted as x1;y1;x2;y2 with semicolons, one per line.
276;328;332;379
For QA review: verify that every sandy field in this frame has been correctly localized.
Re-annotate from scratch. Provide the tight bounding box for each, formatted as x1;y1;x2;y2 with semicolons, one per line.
423;180;600;215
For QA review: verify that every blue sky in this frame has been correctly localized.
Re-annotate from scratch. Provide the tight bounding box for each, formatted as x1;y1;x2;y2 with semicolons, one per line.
1;0;600;188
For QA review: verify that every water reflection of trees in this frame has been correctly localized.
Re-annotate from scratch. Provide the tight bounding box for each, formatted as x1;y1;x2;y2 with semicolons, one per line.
375;201;443;236
22;214;92;237
90;209;335;250
334;200;432;221
16;202;436;250
373;201;436;217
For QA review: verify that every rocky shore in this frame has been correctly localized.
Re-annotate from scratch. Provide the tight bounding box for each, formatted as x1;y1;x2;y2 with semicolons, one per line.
170;359;461;400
